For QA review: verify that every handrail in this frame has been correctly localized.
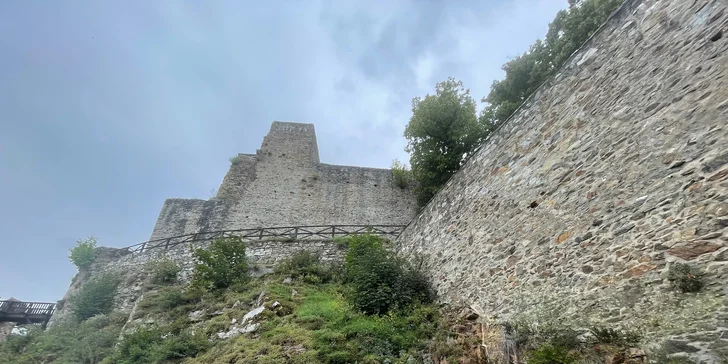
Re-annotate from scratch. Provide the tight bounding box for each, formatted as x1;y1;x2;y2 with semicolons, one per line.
120;224;406;255
0;300;56;315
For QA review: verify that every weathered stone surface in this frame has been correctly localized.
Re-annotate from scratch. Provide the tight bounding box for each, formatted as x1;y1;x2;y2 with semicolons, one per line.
397;0;728;361
667;242;722;261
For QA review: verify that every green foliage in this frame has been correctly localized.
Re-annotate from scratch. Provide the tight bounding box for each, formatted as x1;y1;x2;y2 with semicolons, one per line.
480;0;623;128
68;236;97;270
275;250;333;284
229;154;243;165
107;325;209;364
343;234;434;315
148;258;181;285
404;77;483;206
312;172;320;180
192;237;250;291
590;326;642;347
667;263;704;293
391;159;412;189
528;343;580;364
0;313;126;364
69;273;119;321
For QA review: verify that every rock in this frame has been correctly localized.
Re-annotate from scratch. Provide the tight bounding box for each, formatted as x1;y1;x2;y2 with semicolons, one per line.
241;305;265;325
283;277;293;284
272;301;281;308
211;310;224;316
188;310;206;322
663;340;700;354
667;242;721;260
232;300;241;308
292;289;298;298
231;318;237;324
255;291;266;307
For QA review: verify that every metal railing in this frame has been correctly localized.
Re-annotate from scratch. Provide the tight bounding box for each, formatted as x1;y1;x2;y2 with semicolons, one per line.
121;224;406;254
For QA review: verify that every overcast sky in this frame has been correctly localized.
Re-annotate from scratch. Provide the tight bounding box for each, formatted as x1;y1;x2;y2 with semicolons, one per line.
0;0;566;302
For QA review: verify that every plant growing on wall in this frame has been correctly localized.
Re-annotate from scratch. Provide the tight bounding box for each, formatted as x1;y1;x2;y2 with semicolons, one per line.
148;258;182;285
667;263;704;293
391;159;412;189
69;236;97;270
68;272;119;321
191;237;249;290
229;155;243;165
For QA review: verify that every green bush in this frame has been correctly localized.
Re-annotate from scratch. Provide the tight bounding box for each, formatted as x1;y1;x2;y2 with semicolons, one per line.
391;159;412;189
0;313;126;364
343;234;434;315
148;258;181;285
192;237;249;290
69;237;97;270
275;250;333;284
590;326;641;347
109;326;209;364
69;273;119;321
667;263;704;293
528;343;580;364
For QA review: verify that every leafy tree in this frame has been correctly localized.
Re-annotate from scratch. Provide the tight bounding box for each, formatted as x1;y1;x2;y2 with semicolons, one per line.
479;0;623;128
404;77;483;206
69;237;97;270
191;237;249;290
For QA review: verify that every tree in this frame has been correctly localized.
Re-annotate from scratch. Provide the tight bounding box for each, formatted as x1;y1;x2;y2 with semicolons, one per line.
69;237;97;270
404;77;483;206
479;0;622;128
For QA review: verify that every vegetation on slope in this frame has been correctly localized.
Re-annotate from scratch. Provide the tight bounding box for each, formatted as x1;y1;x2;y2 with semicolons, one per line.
0;235;459;364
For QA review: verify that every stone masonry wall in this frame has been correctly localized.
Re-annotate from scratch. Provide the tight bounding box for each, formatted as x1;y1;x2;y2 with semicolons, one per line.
397;0;728;361
149;122;416;241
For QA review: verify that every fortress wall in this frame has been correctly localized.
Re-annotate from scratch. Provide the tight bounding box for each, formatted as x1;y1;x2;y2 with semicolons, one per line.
149;122;417;239
398;0;728;359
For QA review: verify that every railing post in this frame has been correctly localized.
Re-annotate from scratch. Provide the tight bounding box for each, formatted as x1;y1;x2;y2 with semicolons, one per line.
294;227;298;240
164;238;170;250
259;228;264;240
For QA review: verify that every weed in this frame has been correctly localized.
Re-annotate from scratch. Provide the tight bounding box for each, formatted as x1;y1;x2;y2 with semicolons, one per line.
148;258;181;285
667;263;704;293
275;251;333;284
391;159;412;189
229;155;243;165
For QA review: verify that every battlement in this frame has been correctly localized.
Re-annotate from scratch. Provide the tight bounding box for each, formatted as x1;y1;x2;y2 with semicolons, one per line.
148;121;417;240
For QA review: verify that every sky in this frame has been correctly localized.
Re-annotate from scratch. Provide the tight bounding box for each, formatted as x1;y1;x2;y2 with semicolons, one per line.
0;0;566;303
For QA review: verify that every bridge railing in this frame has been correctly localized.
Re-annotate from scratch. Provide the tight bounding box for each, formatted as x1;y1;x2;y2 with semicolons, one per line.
0;301;55;316
121;224;406;255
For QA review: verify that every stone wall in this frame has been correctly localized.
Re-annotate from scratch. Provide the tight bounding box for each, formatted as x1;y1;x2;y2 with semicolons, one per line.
397;0;728;361
149;121;416;241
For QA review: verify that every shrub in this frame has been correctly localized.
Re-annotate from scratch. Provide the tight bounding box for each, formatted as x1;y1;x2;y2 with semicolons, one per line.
148;258;181;285
192;237;249;290
69;237;97;270
229;155;243;165
275;250;333;284
343;234;434;315
69;273;119;321
391;159;412;189
528;343;580;364
667;263;704;293
590;326;641;347
110;326;209;363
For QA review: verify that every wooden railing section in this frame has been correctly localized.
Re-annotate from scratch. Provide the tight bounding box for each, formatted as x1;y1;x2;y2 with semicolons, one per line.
0;300;56;325
122;224;406;254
